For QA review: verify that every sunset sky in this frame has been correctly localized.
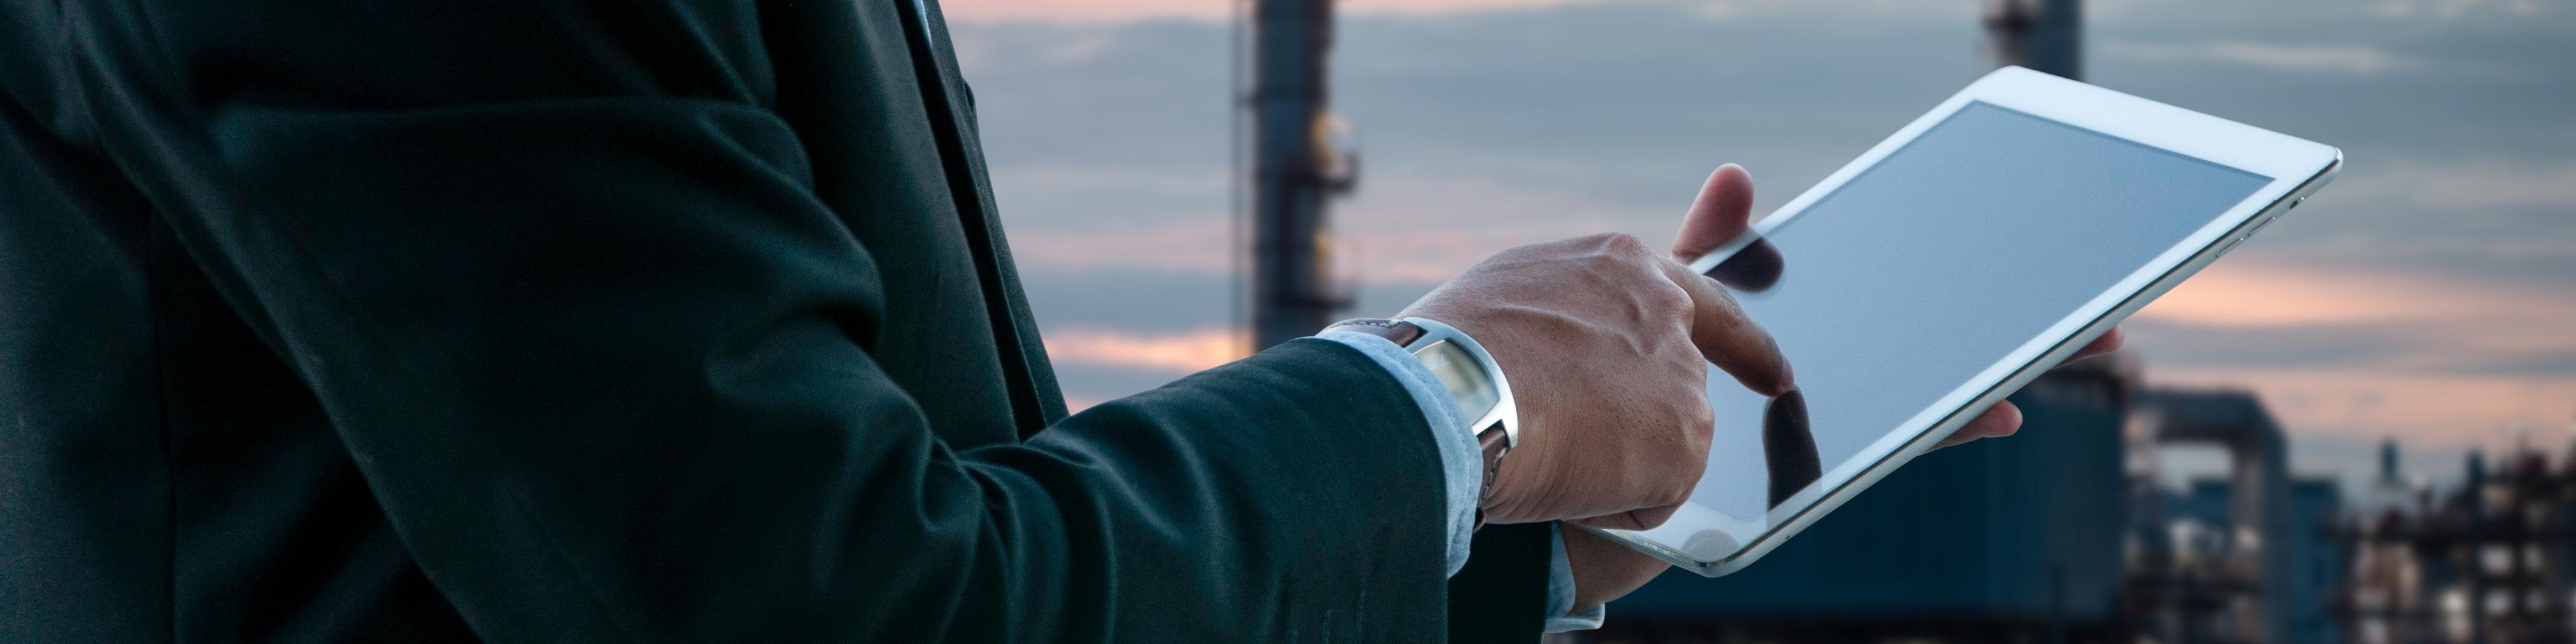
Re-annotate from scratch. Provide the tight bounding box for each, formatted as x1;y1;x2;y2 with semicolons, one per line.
940;0;2575;487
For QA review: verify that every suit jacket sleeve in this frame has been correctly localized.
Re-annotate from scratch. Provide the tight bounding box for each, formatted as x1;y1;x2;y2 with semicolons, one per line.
113;0;1453;641
1446;524;1558;642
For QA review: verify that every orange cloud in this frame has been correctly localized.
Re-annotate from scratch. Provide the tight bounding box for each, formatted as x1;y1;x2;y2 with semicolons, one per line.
1332;174;1646;282
2149;366;2576;451
943;0;1223;22
2136;258;2576;450
2141;260;2437;328
1007;219;1236;274
2140;259;2576;341
1042;327;1248;372
1002;172;1633;282
940;0;1956;23
1063;394;1108;413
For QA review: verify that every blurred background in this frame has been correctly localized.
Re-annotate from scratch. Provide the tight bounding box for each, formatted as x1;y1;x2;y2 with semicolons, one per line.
939;0;2576;641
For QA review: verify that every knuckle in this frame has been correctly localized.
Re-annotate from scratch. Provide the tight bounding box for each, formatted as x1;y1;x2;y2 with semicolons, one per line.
1499;238;1556;257
1576;244;1631;274
1663;460;1709;503
1571;232;1652;266
1658;278;1700;307
1596;231;1651;256
1688;403;1716;434
1651;484;1692;509
1474;244;1543;270
1644;278;1693;313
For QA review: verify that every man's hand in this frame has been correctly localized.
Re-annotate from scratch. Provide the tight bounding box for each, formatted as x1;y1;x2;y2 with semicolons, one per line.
1551;164;2128;615
1397;211;1794;531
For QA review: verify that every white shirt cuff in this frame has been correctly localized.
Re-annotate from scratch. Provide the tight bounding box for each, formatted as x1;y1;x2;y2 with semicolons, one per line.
1314;329;1481;578
1543;523;1607;632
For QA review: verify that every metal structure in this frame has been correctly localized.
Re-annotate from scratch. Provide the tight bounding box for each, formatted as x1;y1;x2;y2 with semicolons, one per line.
2129;389;2306;644
1218;4;2573;642
1238;0;2078;348
1985;0;2084;80
1603;360;2138;643
2149;476;2349;644
1245;0;1356;350
2338;446;2576;644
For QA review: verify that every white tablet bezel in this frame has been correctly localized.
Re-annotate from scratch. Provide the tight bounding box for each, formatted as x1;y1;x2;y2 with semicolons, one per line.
1597;66;2342;576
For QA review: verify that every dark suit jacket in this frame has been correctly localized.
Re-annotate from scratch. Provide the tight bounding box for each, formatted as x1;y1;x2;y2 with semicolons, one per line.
0;0;1552;641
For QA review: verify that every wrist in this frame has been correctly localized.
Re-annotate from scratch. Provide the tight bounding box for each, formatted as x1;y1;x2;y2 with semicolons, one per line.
1324;317;1519;517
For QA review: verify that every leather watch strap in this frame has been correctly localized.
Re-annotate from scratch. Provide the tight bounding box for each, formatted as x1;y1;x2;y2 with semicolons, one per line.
1472;423;1509;530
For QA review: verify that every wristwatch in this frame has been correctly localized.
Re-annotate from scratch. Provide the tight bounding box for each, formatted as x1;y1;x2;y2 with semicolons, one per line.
1326;317;1519;518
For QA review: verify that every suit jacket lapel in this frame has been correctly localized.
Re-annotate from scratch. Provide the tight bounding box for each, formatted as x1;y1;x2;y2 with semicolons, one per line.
894;0;1070;433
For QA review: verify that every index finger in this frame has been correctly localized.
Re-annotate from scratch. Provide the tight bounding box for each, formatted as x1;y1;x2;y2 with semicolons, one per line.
1656;258;1794;396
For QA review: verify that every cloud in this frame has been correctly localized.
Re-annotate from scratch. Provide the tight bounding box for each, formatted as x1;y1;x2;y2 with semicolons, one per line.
942;0;1226;23
2135;259;2576;335
2134;258;2576;370
938;0;1951;24
1691;0;1958;21
1002;170;1652;281
940;0;1625;23
1344;0;1623;17
2148;366;2576;451
947;0;2576;465
2118;319;2426;371
2130;258;2576;449
994;166;1226;204
2368;0;2546;20
1007;218;1234;274
1334;172;1658;282
2101;40;2426;75
1034;30;1122;64
1063;394;1108;413
1042;327;1247;372
2450;349;2576;378
2336;160;2576;209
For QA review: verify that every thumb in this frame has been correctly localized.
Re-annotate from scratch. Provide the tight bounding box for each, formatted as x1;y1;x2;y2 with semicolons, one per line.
1672;164;1755;261
1677;164;1786;292
1575;503;1680;531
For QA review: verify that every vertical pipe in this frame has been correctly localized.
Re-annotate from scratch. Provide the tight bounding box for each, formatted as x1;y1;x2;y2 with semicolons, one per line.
1248;0;1340;350
1984;0;2084;81
2469;451;2489;644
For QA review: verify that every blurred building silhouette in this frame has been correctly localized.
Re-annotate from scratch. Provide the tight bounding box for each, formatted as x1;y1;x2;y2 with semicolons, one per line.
1596;360;2139;643
2124;388;2328;644
1224;1;2576;642
2148;474;2347;644
2338;442;2576;644
1580;369;2376;644
1577;374;2576;644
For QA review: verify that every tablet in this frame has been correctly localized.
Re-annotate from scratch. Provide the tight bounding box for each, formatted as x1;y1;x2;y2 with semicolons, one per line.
1597;66;2341;576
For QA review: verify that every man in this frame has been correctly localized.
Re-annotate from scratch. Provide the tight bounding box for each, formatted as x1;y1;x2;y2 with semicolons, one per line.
0;0;2112;641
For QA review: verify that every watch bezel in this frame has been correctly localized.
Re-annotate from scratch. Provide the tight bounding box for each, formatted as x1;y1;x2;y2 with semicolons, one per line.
1395;317;1519;449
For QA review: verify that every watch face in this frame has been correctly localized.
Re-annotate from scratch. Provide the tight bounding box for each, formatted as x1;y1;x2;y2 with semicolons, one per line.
1411;340;1500;419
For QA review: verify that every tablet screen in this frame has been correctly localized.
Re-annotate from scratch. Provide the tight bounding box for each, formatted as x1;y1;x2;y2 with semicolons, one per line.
1686;101;2271;540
